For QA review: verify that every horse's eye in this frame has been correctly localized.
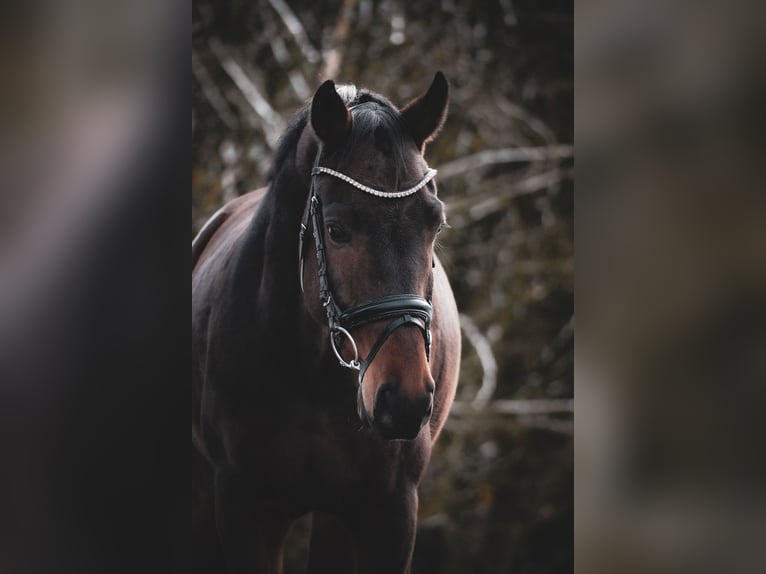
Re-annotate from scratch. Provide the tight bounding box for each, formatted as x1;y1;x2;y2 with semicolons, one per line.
436;223;445;235
326;224;350;244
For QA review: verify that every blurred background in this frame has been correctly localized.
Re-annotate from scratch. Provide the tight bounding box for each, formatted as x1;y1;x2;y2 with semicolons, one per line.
193;1;573;572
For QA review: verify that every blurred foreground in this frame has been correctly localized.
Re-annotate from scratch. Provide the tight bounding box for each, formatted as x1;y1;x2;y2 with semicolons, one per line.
577;1;766;572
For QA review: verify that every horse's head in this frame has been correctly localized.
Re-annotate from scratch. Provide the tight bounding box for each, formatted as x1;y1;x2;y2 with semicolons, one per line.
299;73;449;440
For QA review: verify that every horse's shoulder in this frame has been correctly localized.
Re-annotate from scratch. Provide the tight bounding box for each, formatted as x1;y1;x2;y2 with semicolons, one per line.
192;187;268;273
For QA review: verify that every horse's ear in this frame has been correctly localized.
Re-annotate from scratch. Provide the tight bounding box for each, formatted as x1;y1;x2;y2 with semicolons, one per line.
400;71;449;152
311;80;351;148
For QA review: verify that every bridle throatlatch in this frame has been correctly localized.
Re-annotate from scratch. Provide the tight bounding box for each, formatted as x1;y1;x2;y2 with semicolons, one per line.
299;163;436;386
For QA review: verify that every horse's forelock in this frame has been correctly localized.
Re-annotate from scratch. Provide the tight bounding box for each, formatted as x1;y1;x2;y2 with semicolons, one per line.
335;84;358;104
339;102;410;188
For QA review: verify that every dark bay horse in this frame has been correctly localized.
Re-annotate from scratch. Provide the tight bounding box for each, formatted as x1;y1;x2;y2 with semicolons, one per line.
192;72;461;574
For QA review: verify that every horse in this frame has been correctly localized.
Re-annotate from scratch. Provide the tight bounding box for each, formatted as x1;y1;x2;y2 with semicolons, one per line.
192;72;461;574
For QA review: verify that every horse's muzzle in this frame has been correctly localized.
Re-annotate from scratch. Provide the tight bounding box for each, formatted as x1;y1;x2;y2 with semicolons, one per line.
372;382;434;440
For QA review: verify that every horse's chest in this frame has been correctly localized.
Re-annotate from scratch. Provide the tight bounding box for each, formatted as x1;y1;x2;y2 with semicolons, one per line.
210;382;430;508
291;409;371;484
256;406;414;505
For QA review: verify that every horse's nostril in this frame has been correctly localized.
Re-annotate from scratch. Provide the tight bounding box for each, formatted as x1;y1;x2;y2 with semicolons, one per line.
373;385;394;426
373;383;434;440
379;407;394;429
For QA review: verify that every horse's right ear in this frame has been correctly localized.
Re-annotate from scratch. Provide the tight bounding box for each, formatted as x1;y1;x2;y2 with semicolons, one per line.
400;72;449;152
311;80;351;148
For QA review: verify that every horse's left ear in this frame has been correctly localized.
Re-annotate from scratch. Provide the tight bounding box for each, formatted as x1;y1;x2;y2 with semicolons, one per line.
311;79;351;148
400;71;449;152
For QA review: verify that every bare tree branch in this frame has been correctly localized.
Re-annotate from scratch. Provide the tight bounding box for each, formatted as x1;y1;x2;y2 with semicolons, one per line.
320;0;359;81
208;38;285;149
448;167;574;227
268;0;322;64
450;399;574;416
459;313;498;407
540;315;574;368
267;33;311;99
437;145;573;180
495;98;558;147
192;49;238;131
262;12;311;100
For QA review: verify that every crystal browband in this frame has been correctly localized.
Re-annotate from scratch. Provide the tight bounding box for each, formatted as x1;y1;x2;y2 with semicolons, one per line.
311;167;437;199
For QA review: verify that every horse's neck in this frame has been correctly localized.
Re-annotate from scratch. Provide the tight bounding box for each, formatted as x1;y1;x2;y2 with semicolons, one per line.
238;162;314;342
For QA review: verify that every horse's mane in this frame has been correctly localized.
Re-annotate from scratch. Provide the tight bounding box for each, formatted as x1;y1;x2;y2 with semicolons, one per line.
267;85;409;188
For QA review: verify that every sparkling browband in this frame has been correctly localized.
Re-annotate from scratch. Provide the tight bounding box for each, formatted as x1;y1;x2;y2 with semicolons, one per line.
311;167;437;199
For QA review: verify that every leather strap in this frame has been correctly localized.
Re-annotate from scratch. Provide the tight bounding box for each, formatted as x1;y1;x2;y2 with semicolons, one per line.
339;295;432;331
357;314;431;386
310;191;343;330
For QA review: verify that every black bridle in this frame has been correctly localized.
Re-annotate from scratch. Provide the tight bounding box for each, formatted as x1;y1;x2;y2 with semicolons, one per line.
298;155;437;386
